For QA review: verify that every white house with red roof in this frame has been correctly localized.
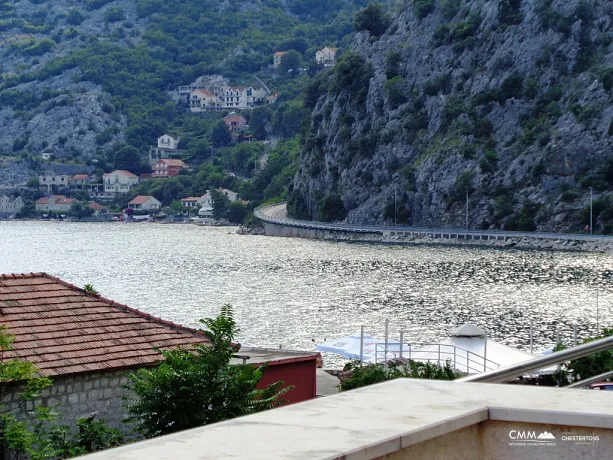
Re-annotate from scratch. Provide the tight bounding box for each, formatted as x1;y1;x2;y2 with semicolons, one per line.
35;195;76;212
128;195;161;211
189;89;221;112
102;170;139;198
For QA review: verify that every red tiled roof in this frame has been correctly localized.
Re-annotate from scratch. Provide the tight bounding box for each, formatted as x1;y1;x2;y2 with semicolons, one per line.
128;195;156;205
274;51;287;56
193;89;215;97
89;202;106;211
73;174;88;180
0;273;208;377
223;115;246;123
157;159;185;167
35;197;49;205
180;197;200;202
114;170;138;178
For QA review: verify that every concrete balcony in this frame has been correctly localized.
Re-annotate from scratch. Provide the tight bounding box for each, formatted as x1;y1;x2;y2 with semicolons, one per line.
80;378;613;460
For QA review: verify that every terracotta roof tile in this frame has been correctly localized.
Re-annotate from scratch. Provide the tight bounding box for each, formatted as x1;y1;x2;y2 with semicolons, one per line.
0;273;208;377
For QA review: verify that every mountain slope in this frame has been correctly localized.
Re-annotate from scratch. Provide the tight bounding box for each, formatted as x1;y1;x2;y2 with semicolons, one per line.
290;0;613;233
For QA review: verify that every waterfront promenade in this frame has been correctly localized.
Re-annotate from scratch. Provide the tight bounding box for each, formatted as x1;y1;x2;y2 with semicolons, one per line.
255;203;613;249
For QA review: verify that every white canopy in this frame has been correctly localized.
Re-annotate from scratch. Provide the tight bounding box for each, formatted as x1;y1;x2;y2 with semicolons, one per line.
316;331;411;363
409;324;556;375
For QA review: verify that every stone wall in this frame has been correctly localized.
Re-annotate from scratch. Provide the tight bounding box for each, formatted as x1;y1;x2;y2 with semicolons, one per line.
5;370;135;435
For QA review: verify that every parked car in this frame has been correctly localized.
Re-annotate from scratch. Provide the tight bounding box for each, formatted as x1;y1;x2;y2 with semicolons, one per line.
589;382;613;390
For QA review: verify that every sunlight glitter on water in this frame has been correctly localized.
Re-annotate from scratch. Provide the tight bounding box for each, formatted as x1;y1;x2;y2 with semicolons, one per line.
1;221;612;366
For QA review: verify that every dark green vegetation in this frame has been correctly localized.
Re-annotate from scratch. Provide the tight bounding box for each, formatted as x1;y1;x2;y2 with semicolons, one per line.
0;325;123;458
554;327;613;386
0;0;371;217
124;304;292;438
338;360;462;391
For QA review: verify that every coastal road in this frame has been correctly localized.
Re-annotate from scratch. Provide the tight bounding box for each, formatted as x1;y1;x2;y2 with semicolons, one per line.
256;203;613;243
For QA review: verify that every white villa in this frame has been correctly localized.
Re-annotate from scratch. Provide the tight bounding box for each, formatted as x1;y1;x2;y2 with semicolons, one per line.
0;195;24;216
128;195;161;211
102;170;139;198
181;75;266;112
149;134;181;165
315;46;338;67
35;195;75;213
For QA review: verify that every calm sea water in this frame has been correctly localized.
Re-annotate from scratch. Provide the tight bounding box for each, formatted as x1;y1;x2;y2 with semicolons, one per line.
1;221;612;365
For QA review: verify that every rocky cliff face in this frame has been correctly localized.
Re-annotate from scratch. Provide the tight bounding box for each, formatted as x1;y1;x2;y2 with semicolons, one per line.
290;0;613;232
0;0;140;180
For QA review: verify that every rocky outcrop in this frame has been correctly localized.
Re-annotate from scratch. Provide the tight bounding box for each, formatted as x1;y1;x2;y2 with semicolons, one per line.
291;0;613;233
0;0;140;183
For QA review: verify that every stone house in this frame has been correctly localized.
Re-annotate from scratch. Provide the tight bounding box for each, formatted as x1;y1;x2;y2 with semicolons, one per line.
0;273;209;432
39;174;72;193
315;46;338;67
189;89;221;112
127;195;161;211
0;195;24;216
0;273;319;434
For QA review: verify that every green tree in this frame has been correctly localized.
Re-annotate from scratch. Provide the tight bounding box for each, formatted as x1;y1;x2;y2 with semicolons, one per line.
70;201;94;220
354;3;390;37
278;50;303;75
113;144;141;172
16;202;36;218
249;106;272;140
211;120;232;148
227;201;248;224
554;327;613;385
26;177;40;188
339;360;462;391
211;188;230;219
124;305;292;438
318;194;347;222
170;200;183;214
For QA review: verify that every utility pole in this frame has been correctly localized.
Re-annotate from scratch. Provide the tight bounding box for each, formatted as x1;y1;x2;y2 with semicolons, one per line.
394;185;397;226
465;188;469;230
589;187;593;235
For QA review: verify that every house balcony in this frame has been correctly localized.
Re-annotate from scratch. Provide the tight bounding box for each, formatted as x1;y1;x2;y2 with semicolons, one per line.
79;378;613;460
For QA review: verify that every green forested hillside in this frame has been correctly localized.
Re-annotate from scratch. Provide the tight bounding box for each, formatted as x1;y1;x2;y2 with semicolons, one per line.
0;0;367;212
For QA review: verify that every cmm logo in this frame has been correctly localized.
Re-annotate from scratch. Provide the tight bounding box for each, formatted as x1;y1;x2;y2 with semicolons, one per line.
509;431;556;442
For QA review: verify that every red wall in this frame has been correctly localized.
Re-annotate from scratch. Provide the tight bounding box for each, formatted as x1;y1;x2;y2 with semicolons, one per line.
257;359;317;405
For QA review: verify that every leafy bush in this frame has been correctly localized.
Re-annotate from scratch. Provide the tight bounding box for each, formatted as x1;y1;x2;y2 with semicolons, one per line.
440;0;461;20
413;0;435;20
479;150;498;173
317;194;347;222
354;2;390;38
332;51;373;106
104;6;125;23
498;0;523;26
124;305;292;438
505;202;539;231
339;360;462;392
385;76;407;107
424;73;451;95
499;73;524;101
66;8;86;25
